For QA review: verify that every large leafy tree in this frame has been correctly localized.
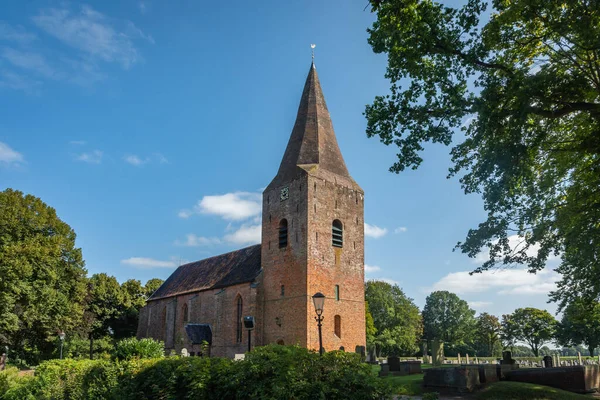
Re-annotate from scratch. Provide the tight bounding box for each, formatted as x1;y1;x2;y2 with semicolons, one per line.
500;313;519;352
555;298;600;356
365;281;422;356
474;312;501;356
366;0;600;308
144;278;164;299
422;291;475;345
0;189;87;364
510;307;557;356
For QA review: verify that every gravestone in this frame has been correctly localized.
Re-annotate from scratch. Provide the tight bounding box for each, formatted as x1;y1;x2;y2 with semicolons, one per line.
181;348;188;357
458;353;462;364
428;355;433;364
379;364;390;377
388;356;401;371
543;355;553;368
0;353;6;371
557;354;561;366
466;353;470;364
578;352;583;365
422;341;428;364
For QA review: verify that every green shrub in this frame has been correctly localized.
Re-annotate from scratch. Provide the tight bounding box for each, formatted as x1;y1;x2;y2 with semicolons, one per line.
423;392;439;400
1;346;393;399
0;367;19;396
112;337;164;360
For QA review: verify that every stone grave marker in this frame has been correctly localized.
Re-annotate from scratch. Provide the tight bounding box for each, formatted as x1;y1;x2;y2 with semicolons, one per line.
0;353;6;371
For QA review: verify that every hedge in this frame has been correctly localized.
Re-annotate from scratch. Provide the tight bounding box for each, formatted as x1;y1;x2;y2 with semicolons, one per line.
0;345;392;400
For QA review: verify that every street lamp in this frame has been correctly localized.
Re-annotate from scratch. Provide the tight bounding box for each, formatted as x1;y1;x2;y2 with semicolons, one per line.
243;316;255;352
58;331;66;360
312;292;325;356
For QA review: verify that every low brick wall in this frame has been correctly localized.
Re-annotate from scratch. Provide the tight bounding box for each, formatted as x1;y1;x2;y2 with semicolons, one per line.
423;366;480;392
506;366;600;393
478;365;499;384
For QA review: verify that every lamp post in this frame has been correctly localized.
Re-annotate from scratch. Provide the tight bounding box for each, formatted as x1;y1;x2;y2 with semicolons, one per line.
243;316;255;352
312;292;325;356
58;331;66;360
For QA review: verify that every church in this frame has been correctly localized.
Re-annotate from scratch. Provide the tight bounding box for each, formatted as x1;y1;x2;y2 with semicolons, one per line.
137;61;366;358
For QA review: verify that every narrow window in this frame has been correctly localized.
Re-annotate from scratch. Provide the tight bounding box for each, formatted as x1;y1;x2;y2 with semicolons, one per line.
281;285;285;296
236;296;243;343
334;315;341;338
279;219;288;248
334;285;340;301
183;303;189;323
269;214;271;223
332;220;343;248
296;204;299;212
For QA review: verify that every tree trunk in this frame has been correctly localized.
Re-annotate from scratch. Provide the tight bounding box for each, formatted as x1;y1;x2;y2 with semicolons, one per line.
589;346;595;357
89;333;94;360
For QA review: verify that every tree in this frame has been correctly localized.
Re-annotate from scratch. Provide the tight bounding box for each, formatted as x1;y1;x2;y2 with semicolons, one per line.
0;189;87;364
422;291;476;347
510;308;557;356
365;301;377;349
112;279;147;340
144;278;164;298
366;0;600;309
474;313;501;357
84;273;124;358
365;281;422;356
555;298;600;356
500;313;519;352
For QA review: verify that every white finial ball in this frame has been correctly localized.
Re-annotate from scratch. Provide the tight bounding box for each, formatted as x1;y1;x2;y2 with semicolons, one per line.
311;44;316;49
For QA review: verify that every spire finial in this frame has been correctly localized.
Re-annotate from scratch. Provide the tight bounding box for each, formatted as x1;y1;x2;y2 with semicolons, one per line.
311;44;316;62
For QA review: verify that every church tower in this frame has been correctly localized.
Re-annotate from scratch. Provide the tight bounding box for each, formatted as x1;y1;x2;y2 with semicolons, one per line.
260;62;366;353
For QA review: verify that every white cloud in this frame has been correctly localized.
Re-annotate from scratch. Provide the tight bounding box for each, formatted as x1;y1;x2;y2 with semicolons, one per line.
0;141;24;165
0;69;41;94
364;264;381;273
468;301;492;310
1;48;58;79
182;192;261;221
123;153;168;166
124;154;145;166
175;234;221;247
32;5;152;69
426;268;559;296
121;257;176;269
138;2;148;14
364;223;388;239
76;150;103;164
367;277;400;286
474;234;558;264
394;226;408;234
224;224;261;245
0;23;37;44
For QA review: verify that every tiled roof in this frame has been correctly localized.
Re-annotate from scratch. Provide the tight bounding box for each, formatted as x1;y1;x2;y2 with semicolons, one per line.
148;244;261;301
267;62;356;190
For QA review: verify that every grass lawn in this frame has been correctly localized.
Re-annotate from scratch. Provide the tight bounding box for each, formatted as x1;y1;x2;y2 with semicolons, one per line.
371;363;455;396
475;382;591;400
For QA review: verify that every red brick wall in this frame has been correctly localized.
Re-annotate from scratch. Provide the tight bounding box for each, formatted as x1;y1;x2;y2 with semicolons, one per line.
261;169;366;353
138;281;260;358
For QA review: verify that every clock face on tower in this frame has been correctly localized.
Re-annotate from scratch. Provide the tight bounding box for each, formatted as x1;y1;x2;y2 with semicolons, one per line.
280;186;289;201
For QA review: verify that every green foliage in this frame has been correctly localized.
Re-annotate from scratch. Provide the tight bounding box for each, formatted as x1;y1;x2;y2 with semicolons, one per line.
0;346;393;400
61;335;113;360
112;337;164;361
555;298;600;356
422;392;439;400
422;291;475;346
365;281;422;356
366;0;600;309
365;301;377;347
474;313;502;357
143;279;164;299
508;308;557;356
0;189;88;366
0;367;19;396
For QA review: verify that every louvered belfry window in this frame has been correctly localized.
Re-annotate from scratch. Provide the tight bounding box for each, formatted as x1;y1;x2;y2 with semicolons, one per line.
279;219;288;248
332;220;343;248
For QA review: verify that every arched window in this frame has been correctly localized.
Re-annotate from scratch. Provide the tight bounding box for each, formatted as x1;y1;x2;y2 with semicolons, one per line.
236;296;243;343
182;303;188;323
279;219;288;248
334;315;342;338
162;307;167;341
334;285;340;301
332;220;343;247
277;339;285;345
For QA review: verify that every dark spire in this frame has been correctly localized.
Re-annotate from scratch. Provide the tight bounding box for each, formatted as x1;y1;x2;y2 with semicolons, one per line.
270;63;351;187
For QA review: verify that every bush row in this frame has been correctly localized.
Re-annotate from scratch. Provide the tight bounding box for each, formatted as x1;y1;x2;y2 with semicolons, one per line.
0;345;392;400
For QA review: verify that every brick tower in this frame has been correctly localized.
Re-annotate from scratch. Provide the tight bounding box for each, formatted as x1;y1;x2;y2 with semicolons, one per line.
260;62;365;353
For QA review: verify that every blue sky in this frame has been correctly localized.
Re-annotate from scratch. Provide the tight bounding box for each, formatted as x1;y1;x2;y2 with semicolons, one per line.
0;0;560;317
